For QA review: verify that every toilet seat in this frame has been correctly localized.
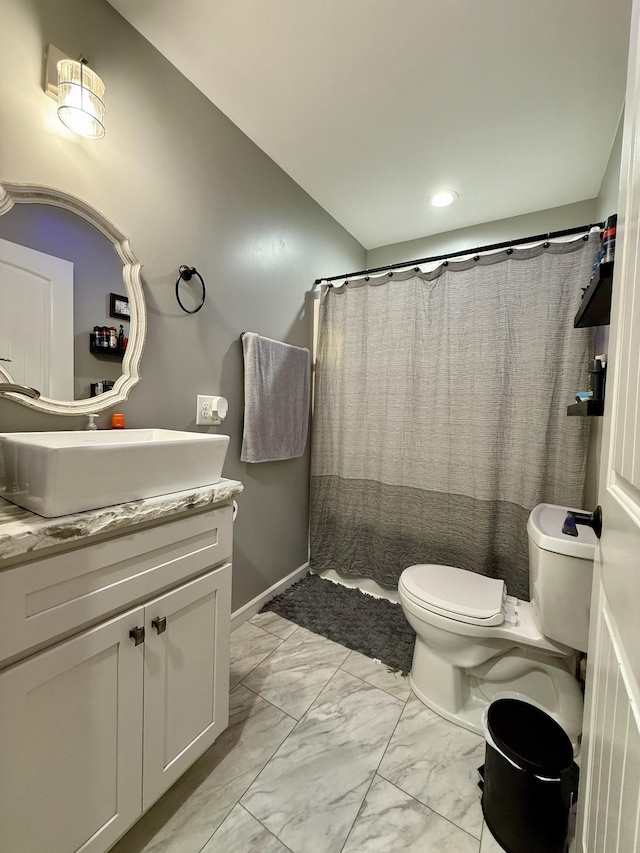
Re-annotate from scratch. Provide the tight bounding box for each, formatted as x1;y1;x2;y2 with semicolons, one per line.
399;564;506;627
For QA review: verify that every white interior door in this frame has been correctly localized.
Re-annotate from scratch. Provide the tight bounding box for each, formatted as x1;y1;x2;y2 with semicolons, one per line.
0;607;144;853
577;1;640;849
0;236;74;399
142;563;232;811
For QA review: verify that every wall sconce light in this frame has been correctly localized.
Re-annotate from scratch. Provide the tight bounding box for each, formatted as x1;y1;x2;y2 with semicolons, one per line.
44;44;105;139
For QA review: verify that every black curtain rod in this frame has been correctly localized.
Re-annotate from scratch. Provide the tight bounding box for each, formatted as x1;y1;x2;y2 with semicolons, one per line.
315;222;604;285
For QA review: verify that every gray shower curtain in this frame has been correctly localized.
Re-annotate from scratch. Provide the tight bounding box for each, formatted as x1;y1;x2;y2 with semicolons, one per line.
310;238;596;599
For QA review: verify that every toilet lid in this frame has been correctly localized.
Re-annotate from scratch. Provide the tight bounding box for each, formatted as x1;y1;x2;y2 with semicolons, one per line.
400;564;505;623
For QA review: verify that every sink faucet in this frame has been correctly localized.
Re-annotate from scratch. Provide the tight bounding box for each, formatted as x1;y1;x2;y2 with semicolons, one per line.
0;383;41;399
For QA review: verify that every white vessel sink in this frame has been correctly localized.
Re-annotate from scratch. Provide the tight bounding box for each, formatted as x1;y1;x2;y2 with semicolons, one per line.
0;429;230;517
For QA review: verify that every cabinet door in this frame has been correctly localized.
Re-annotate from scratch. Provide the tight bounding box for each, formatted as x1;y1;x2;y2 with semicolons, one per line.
0;607;144;853
142;563;231;810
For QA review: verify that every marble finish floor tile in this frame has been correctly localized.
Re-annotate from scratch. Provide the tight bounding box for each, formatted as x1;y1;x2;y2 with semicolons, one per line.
480;822;506;852
340;650;412;701
378;695;485;839
201;804;291;853
241;669;404;853
342;775;479;853
229;620;283;689
241;626;352;719
250;610;299;640
111;685;296;853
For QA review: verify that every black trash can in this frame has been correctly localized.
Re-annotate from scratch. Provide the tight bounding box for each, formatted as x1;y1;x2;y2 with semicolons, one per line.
480;698;579;853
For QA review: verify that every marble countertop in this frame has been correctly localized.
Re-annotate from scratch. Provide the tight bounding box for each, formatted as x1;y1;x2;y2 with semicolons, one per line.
0;478;243;564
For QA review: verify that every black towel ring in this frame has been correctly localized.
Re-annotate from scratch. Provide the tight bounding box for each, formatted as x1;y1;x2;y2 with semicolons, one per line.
175;265;206;314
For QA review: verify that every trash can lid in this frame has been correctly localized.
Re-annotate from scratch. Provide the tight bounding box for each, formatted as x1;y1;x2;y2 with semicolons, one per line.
486;698;574;776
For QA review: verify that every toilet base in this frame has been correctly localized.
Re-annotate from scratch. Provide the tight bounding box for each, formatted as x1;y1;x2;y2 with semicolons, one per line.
409;635;584;750
409;671;487;736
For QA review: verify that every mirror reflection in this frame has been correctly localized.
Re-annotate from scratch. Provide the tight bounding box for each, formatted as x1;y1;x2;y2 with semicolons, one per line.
0;202;130;400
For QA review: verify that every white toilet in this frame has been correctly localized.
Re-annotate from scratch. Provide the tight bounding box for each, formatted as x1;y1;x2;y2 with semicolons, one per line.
399;504;596;748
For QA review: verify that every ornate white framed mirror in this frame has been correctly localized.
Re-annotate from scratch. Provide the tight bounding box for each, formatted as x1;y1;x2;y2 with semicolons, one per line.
0;181;145;415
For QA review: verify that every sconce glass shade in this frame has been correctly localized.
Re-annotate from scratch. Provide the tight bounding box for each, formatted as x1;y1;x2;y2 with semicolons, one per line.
56;59;105;139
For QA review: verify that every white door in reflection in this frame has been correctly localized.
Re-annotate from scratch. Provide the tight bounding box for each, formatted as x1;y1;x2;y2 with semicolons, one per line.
0;237;74;400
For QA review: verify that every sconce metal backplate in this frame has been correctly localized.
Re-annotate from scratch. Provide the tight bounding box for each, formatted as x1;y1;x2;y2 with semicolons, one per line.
44;44;69;101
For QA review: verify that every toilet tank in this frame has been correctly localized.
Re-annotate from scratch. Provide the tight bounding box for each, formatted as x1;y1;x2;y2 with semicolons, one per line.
527;503;596;653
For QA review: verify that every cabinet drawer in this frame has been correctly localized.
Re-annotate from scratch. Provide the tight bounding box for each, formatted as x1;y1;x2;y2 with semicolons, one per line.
0;506;232;665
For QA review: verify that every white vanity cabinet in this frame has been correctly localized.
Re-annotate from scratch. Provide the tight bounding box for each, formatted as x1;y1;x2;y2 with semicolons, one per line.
0;502;234;853
142;566;231;810
0;606;145;853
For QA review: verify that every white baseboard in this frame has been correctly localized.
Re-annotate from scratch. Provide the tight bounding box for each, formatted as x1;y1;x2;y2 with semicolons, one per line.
231;561;310;632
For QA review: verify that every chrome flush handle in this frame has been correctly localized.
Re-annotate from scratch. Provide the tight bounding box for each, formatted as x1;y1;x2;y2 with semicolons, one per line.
562;506;602;539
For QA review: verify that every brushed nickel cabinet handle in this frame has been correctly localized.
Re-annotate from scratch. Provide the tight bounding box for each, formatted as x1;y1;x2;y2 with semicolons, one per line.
129;626;145;645
151;616;167;635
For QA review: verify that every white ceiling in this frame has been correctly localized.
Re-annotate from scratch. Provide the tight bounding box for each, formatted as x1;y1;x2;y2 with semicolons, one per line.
107;0;631;249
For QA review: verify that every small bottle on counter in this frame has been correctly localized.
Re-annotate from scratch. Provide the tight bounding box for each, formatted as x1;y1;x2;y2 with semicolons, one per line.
109;327;118;348
111;413;126;429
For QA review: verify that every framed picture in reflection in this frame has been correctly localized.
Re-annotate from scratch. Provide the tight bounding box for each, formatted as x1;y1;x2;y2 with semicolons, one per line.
109;293;130;320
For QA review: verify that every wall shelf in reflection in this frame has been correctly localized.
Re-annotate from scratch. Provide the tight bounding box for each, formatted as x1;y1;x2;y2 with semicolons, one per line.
90;333;125;360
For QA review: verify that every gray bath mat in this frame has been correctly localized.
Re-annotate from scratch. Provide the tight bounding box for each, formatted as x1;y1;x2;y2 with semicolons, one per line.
261;574;415;674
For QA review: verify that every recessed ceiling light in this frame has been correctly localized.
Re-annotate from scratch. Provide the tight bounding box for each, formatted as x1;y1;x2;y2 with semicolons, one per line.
429;190;459;208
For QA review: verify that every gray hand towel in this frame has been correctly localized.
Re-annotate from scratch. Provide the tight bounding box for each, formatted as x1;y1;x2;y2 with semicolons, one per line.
241;333;311;463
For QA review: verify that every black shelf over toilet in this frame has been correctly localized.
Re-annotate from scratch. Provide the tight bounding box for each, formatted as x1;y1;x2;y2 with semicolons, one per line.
567;400;604;417
574;261;613;328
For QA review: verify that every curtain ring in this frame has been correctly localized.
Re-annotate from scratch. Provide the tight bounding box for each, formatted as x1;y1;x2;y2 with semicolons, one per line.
388;271;394;277
474;255;480;262
175;265;206;314
365;275;370;281
443;260;449;266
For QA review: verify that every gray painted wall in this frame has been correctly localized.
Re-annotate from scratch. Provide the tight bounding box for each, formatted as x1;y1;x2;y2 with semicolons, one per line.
366;199;599;268
584;115;624;507
0;0;365;610
597;117;624;225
